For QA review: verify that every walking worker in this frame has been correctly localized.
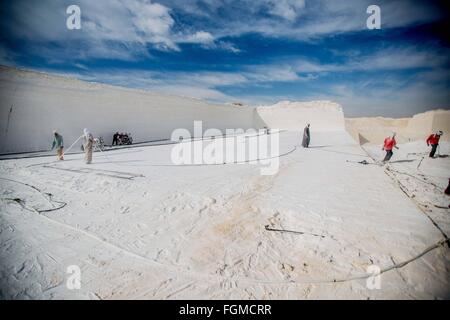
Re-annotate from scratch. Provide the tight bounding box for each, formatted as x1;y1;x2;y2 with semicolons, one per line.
382;132;399;162
51;130;64;160
426;131;443;158
83;128;94;164
302;124;311;148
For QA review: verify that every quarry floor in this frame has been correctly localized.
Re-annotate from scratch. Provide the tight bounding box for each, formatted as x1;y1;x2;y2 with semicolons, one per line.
0;131;449;299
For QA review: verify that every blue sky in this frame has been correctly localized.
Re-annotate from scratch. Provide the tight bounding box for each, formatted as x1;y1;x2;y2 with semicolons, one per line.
0;0;449;117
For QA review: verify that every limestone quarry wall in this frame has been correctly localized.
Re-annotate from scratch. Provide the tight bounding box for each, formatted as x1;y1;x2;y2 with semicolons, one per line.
255;101;345;131
405;110;450;141
0;67;347;154
0;67;256;154
346;109;450;146
1;66;445;154
345;117;410;145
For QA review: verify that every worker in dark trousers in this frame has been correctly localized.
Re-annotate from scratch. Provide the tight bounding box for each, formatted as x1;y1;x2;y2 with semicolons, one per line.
51;130;64;160
382;132;398;162
426;131;443;158
112;132;119;146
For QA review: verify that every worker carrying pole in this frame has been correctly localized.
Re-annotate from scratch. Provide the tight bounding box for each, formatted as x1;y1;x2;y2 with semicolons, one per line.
51;130;64;161
426;131;443;158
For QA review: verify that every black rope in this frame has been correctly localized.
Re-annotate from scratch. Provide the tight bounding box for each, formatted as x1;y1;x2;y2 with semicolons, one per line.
0;177;67;213
264;225;326;238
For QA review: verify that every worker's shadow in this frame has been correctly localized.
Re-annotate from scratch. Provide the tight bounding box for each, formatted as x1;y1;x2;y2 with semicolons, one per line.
438;154;449;158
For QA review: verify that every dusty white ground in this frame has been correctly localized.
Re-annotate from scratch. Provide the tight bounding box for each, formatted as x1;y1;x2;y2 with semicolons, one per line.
0;131;449;299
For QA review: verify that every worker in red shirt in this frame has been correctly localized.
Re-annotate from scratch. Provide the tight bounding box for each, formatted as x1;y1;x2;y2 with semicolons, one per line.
426;131;443;158
382;132;399;162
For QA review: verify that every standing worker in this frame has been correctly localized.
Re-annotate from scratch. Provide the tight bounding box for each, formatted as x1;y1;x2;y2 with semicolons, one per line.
83;128;94;164
302;124;311;148
426;131;443;158
51;130;64;160
382;132;399;162
112;132;119;146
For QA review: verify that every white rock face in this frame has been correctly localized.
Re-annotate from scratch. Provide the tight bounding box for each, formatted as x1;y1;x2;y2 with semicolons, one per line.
406;109;450;140
0;67;348;154
346;109;450;145
0;67;256;154
256;100;345;131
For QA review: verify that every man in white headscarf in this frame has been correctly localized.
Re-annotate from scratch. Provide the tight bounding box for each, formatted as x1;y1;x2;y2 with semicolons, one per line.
83;128;94;164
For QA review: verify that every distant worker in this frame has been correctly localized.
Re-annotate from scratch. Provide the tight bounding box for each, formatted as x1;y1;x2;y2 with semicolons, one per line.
302;124;311;148
445;179;450;196
426;131;443;158
382;132;398;162
83;128;94;164
51;130;64;160
112;132;119;146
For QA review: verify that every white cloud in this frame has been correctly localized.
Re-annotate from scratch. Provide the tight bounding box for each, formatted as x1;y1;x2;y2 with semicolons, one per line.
1;1;447;116
325;79;449;117
78;0;179;51
1;0;241;61
24;44;447;105
1;0;445;63
244;65;300;82
267;0;306;21
176;32;241;53
126;0;178;49
293;47;449;74
0;0;181;60
181;31;215;44
163;0;443;40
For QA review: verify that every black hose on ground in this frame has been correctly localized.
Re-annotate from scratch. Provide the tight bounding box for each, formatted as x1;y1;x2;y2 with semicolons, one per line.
0;177;67;213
